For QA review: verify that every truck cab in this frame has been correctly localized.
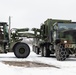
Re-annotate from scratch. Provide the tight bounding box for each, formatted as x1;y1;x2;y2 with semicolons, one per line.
0;22;9;53
53;22;76;60
53;22;76;46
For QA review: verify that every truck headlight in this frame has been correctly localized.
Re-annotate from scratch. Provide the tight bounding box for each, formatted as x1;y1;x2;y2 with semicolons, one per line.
64;40;67;43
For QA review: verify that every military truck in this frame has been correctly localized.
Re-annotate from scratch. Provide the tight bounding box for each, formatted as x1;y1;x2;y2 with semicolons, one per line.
0;22;32;58
32;18;76;61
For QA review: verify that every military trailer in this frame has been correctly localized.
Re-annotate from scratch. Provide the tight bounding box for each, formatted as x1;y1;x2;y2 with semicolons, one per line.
32;19;76;61
0;22;31;58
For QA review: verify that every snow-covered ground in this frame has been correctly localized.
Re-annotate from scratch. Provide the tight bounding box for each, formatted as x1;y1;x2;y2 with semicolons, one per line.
0;45;76;75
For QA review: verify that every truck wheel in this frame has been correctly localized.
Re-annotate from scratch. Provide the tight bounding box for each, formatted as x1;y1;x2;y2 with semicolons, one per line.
66;48;69;58
43;46;50;57
41;46;44;56
32;45;35;52
55;44;67;61
35;46;39;54
14;43;30;58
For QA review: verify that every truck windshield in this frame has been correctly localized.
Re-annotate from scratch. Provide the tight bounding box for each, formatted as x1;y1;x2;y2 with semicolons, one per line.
58;23;76;30
58;23;76;43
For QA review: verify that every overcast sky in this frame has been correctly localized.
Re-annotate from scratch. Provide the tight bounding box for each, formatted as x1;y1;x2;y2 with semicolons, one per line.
0;0;76;28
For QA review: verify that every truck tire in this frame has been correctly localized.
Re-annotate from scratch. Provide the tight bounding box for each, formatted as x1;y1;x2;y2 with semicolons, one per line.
43;46;50;57
14;43;30;58
41;46;44;56
66;48;69;58
55;44;67;61
35;46;39;54
32;45;35;52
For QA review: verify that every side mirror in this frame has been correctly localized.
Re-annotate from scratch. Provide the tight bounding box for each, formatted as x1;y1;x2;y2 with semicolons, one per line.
53;25;58;30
